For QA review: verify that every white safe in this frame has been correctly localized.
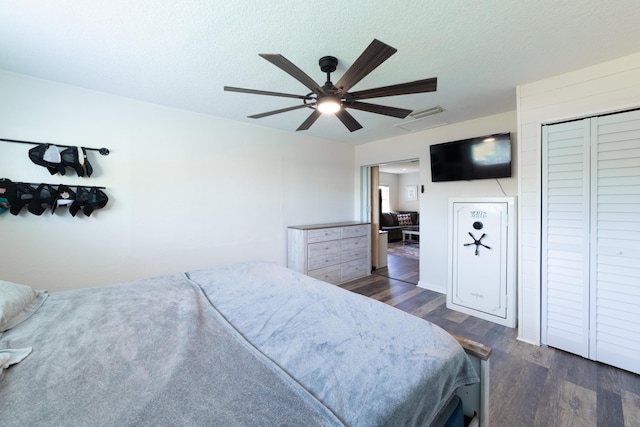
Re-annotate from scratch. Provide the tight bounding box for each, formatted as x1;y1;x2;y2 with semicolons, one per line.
447;197;516;327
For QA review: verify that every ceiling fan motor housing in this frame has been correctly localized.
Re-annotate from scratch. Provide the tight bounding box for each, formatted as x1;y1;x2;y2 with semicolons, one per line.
319;56;338;73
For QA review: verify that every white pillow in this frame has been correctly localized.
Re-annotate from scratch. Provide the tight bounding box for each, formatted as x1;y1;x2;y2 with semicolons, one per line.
0;280;48;332
397;213;413;226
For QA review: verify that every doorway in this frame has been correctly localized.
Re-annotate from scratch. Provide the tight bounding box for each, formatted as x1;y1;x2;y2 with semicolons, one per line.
364;159;421;285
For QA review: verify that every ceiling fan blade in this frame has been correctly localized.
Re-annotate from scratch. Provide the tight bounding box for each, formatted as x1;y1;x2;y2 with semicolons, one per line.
259;54;326;95
335;109;363;132
346;101;412;119
296;110;322;131
248;104;311;119
349;77;437;100
334;39;397;95
224;86;313;100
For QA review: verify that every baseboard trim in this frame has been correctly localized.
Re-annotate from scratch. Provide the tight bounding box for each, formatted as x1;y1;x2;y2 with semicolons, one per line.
418;280;446;294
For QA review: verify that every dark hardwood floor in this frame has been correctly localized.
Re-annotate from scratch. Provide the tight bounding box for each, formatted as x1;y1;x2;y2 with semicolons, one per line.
340;247;640;427
372;241;420;285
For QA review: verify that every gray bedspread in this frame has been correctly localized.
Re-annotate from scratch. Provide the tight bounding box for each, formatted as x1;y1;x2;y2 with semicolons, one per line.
0;270;342;426
187;262;478;426
0;262;478;426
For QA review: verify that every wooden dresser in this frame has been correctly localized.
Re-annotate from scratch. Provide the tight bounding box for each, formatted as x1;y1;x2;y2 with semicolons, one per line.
287;222;371;285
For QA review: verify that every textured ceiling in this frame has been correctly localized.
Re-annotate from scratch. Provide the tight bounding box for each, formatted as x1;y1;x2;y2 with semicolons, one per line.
1;1;640;145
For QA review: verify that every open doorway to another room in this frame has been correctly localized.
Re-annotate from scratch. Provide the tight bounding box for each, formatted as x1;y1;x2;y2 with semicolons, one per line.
369;160;421;285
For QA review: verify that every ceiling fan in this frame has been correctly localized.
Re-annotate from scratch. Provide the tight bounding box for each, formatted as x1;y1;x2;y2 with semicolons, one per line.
224;39;437;132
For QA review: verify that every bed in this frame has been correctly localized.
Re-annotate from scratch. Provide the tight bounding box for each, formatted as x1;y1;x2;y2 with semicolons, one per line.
1;261;485;426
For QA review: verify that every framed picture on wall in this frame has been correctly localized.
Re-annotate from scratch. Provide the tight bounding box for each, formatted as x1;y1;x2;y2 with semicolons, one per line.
407;185;417;201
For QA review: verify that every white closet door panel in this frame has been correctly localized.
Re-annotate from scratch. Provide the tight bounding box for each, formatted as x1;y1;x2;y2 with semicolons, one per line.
598;267;640;284
547;177;584;188
598;185;640;195
599;255;640;270
546;295;583;321
598;193;640;204
598;168;638;180
547;154;585;168
541;119;591;357
599;211;640;223
598;117;640;137
547;210;583;220
547;195;586;205
598;146;640;160
547;227;585;239
597;230;640;243
598;292;640;317
592;109;640;373
598;219;640;231
547;166;584;178
598;137;640;153
598;273;639;288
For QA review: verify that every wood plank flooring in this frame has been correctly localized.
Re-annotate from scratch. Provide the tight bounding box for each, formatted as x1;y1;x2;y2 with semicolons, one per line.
340;249;640;427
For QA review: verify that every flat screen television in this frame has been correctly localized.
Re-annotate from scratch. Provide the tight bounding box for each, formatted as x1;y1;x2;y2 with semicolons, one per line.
429;132;512;182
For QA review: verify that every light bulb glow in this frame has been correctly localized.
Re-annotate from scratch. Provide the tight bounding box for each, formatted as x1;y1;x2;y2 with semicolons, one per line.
317;97;341;114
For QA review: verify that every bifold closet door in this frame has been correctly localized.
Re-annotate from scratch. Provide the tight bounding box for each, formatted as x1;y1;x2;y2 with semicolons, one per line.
590;110;640;374
541;119;591;358
542;109;640;374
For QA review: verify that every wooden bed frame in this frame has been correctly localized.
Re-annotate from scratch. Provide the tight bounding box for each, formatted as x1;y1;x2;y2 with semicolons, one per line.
453;334;492;427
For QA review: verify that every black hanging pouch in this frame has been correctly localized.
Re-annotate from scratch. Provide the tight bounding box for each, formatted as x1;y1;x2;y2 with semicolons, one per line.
10;183;37;215
28;144;66;175
60;146;93;177
69;187;91;217
83;188;108;216
52;184;76;214
28;184;59;215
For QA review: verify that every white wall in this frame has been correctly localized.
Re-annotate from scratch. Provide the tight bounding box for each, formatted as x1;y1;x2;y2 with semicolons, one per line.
355;111;518;293
516;51;640;345
398;173;419;212
377;172;419;212
0;71;356;291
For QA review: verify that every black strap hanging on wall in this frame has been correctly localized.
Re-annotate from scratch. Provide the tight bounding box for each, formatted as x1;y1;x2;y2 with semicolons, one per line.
0;138;110;155
16;181;106;190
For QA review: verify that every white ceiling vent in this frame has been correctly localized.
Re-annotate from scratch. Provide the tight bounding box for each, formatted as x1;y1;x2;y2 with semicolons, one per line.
409;105;445;119
394;116;449;132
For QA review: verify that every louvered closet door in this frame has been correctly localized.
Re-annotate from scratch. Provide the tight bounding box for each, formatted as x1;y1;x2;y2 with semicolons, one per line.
591;110;640;374
542;119;591;357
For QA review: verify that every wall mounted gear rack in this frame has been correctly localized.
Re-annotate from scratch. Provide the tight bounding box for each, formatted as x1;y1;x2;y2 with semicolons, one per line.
0;138;110;155
15;181;106;190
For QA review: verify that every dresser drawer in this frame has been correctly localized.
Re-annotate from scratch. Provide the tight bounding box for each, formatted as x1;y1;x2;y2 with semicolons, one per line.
307;264;341;284
341;259;369;282
308;252;342;270
341;224;369;239
308;240;341;258
307;227;341;243
342;236;368;253
343;247;368;262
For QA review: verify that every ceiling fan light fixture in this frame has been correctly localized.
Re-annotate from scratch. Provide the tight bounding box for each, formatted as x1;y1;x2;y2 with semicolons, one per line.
317;96;341;114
